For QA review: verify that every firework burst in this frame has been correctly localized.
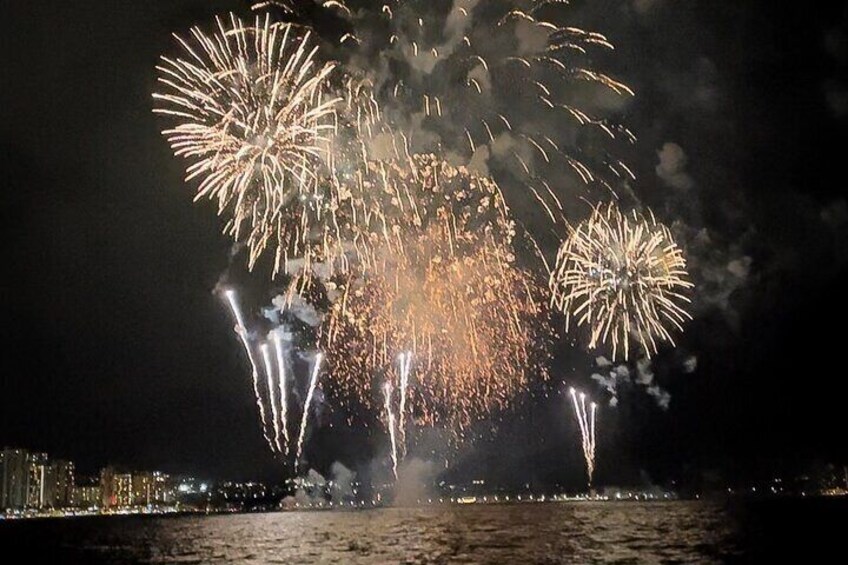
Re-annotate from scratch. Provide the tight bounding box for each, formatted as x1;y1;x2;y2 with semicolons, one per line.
550;203;693;360
154;14;340;276
314;155;551;436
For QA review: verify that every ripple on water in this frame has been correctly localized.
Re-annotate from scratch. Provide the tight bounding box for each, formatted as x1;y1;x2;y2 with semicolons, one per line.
2;499;846;563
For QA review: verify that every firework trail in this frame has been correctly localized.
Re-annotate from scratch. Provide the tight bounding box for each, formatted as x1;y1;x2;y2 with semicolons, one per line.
224;289;249;329
272;330;291;454
154;14;341;276
398;351;412;456
569;387;596;486
295;352;323;470
223;290;275;452
254;0;634;223
550;203;693;360
260;343;284;454
590;402;596;473
383;381;399;480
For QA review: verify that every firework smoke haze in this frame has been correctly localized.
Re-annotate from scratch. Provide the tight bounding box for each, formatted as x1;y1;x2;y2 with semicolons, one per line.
550;203;693;360
253;0;634;232
154;14;341;276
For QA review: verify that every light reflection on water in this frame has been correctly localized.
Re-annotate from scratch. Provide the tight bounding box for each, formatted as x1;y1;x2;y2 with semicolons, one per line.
2;499;844;563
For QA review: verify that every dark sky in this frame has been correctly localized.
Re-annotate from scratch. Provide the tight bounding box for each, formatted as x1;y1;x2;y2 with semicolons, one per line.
2;0;847;486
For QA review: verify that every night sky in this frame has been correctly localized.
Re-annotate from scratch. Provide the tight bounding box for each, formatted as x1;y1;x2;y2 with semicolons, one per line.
2;0;847;486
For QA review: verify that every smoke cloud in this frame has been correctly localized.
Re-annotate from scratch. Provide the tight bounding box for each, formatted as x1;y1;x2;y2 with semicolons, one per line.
591;356;673;410
282;462;357;507
656;142;694;191
273;293;323;328
393;458;438;506
632;0;663;15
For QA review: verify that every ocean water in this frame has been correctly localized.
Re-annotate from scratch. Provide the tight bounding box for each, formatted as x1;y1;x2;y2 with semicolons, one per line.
1;499;844;563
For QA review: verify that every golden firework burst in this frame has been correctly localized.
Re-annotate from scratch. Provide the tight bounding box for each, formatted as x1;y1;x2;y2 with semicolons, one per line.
550;203;693;360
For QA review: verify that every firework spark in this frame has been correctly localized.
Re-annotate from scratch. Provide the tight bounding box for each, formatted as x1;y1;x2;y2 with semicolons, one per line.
569;387;596;486
295;352;323;470
154;14;340;276
550;203;693;360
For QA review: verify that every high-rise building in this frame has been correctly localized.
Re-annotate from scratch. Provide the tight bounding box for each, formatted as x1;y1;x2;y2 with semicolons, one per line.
132;471;170;507
100;466;116;508
73;482;102;509
114;473;132;507
100;467;134;508
26;452;49;509
3;450;78;511
132;472;153;506
50;460;75;508
154;472;171;504
1;448;30;511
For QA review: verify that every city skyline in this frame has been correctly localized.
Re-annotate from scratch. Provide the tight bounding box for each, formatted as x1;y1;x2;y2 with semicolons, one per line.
1;446;175;514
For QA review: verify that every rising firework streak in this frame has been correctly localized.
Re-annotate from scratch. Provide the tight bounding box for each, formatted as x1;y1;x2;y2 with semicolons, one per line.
569;387;597;486
272;331;291;455
295;353;323;470
260;343;283;454
223;290;275;452
397;352;412;457
383;381;399;480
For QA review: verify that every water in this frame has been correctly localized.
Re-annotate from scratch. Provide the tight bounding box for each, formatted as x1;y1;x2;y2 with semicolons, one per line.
1;499;844;563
